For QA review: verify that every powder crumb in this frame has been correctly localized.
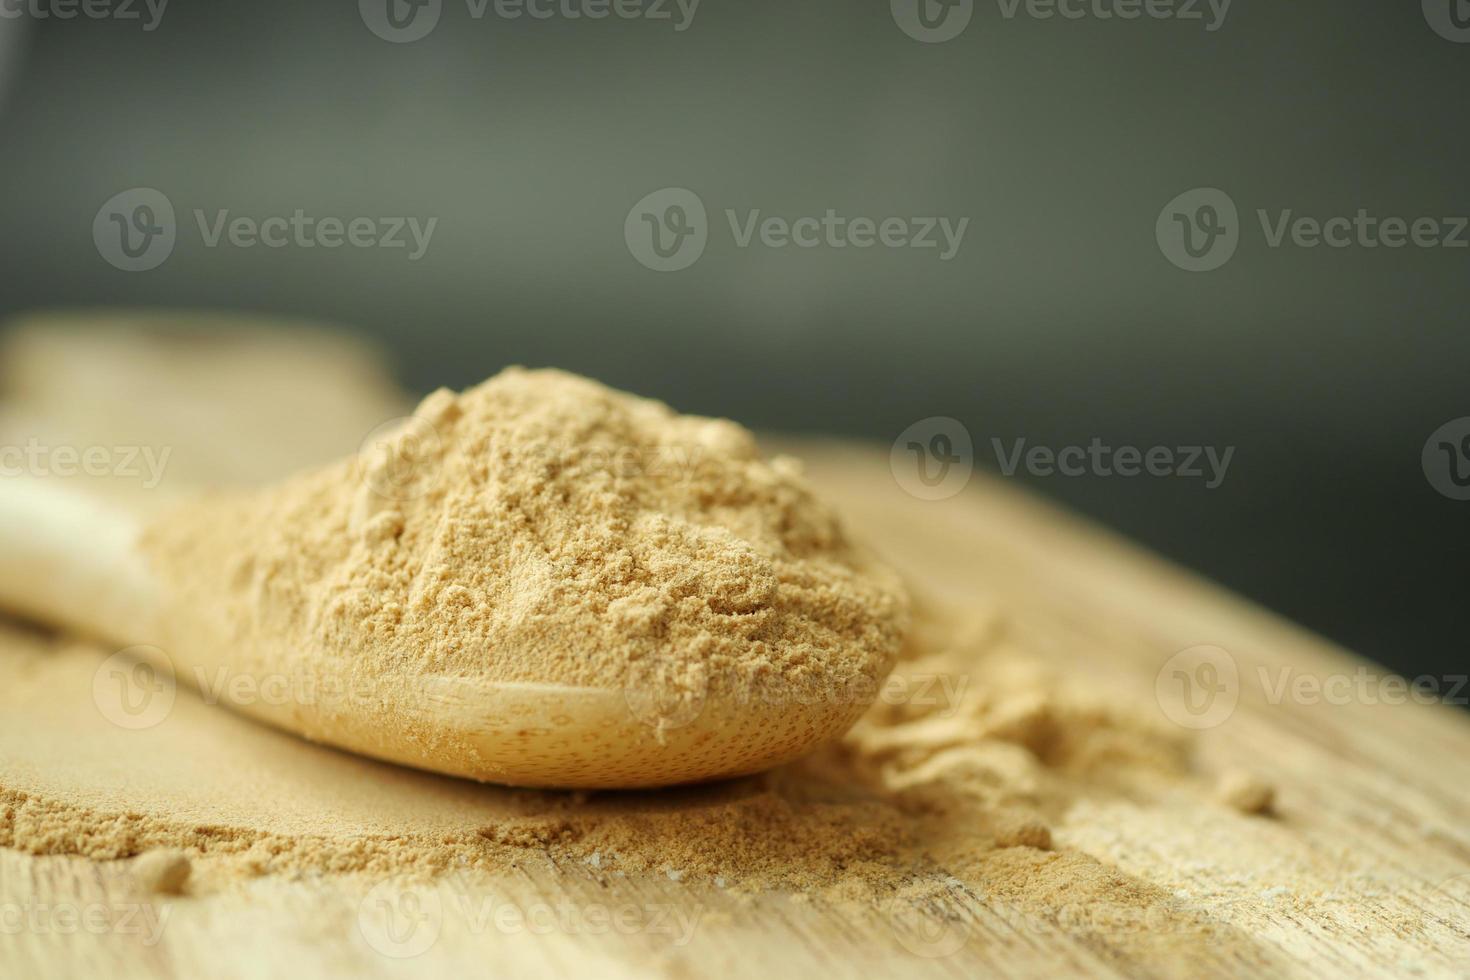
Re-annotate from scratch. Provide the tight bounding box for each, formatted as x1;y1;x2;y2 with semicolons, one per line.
131;849;192;894
1217;770;1276;815
994;817;1053;851
359;510;404;544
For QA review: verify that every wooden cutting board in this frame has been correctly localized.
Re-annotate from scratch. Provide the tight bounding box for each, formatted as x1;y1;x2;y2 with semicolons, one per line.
3;441;1469;979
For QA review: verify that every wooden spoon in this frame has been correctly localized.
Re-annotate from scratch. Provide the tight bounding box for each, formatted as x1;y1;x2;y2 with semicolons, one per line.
0;474;886;789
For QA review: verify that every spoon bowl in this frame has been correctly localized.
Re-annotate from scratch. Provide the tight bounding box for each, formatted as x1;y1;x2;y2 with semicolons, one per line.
0;477;881;788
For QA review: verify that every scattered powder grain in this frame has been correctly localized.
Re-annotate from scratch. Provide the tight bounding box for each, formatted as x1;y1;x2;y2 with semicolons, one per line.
1216;769;1277;815
131;848;192;894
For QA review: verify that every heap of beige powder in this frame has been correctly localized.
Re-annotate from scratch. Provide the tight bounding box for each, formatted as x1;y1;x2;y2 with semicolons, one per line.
139;368;907;781
0;333;1297;969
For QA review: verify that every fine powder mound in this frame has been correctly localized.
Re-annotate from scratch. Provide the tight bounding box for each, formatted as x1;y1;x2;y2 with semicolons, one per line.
140;368;910;780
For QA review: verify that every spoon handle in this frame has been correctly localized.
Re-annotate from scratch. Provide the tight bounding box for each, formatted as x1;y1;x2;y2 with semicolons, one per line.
0;477;159;643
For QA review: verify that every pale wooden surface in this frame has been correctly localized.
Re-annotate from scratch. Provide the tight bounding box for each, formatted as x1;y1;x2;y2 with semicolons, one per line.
4;442;1470;979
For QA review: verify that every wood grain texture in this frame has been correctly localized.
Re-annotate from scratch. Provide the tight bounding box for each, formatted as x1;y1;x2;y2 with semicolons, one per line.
3;441;1469;979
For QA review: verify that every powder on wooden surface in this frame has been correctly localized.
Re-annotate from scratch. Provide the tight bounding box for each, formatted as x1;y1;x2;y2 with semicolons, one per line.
0;589;1180;893
140;369;908;760
5;323;1400;971
0;335;1180;898
0;457;1405;972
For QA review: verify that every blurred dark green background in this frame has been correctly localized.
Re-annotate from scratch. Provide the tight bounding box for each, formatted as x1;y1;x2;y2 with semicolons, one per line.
0;1;1466;685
